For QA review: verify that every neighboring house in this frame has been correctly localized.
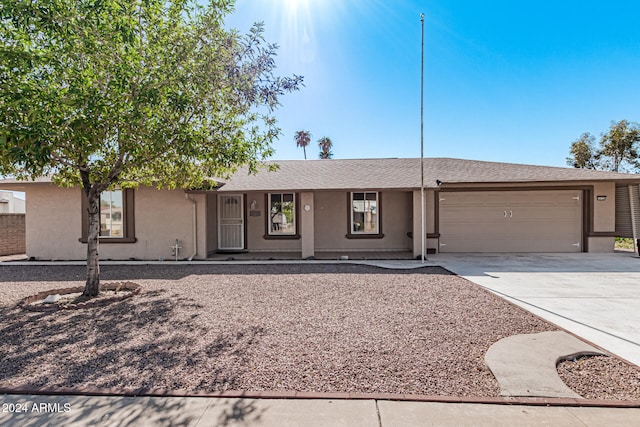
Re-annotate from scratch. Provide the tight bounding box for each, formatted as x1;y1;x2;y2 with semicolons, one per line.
1;158;640;260
0;190;26;256
0;190;25;214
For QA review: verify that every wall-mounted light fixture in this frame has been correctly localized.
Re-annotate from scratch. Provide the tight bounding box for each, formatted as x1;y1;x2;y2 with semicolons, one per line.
597;195;607;201
250;200;257;209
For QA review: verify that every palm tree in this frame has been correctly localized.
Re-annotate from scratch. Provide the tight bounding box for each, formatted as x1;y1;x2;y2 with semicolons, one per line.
294;130;311;159
318;136;333;159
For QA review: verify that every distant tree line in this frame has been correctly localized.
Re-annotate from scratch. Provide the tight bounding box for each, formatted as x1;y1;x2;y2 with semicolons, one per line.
567;120;640;172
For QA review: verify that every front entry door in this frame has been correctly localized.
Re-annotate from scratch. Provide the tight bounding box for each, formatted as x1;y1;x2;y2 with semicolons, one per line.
218;195;245;251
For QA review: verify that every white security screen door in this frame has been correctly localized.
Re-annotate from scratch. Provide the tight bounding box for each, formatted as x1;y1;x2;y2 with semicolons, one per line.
218;195;244;250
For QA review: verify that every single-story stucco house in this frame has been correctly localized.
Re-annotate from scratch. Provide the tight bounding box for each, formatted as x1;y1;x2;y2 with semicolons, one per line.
1;157;640;260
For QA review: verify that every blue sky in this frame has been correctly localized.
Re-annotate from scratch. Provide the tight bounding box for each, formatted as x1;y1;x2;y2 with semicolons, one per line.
226;0;640;167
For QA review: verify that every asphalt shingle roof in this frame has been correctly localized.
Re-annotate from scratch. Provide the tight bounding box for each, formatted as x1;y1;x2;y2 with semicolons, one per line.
2;158;639;191
218;158;640;192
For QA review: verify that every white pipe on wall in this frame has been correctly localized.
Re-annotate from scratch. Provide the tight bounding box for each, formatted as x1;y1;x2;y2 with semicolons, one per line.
186;193;197;261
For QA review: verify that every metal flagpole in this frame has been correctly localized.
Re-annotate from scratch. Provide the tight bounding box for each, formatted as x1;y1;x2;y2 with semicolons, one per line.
420;13;426;263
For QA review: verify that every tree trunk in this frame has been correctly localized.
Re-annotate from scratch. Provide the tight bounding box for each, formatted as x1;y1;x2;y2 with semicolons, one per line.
85;192;101;297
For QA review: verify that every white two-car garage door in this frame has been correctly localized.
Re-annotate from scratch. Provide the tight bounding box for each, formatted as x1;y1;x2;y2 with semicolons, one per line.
438;190;583;252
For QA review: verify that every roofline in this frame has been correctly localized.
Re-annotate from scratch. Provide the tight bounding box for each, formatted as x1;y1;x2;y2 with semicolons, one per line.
440;178;640;187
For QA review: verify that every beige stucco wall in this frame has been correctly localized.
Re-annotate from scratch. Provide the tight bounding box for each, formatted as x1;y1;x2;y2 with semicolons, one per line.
314;191;412;252
300;192;315;258
591;182;616;232
22;180;622;259
588;237;614;252
206;193;217;254
25;185;207;260
245;192;301;252
26;184;84;260
589;181;616;252
412;190;437;257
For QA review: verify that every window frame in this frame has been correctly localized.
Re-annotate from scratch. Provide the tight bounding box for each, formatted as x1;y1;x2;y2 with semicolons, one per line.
99;189;124;238
346;191;384;239
80;188;136;244
263;192;300;240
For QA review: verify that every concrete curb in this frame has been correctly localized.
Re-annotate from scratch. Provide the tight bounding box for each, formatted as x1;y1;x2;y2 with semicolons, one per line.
0;259;436;269
1;386;639;408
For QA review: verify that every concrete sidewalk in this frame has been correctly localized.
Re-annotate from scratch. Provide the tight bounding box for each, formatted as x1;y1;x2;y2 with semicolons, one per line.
1;394;639;427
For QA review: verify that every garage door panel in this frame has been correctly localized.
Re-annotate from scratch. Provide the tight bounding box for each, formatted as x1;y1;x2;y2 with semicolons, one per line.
444;220;507;239
511;206;581;222
440;238;580;253
439;190;582;253
444;206;507;221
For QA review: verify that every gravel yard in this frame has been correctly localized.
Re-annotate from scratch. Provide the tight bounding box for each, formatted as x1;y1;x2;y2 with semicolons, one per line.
1;264;639;400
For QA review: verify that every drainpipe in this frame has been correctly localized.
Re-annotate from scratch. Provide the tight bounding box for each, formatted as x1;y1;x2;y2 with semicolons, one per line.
186;193;197;261
629;185;639;255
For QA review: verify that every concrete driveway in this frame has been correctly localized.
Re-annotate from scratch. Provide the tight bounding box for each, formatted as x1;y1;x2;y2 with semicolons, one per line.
431;252;640;367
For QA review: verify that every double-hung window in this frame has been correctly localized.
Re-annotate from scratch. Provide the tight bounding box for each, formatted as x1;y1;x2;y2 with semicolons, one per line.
80;188;136;243
268;193;296;236
100;189;124;237
351;192;379;234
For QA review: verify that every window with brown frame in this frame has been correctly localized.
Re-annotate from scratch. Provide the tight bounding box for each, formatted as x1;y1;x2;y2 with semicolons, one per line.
346;192;384;239
263;192;300;239
80;189;136;243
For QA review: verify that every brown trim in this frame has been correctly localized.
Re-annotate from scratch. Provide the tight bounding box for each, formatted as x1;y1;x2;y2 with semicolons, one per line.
406;232;441;239
243;194;248;250
438;185;593;192
80;189;136;244
263;192;301;240
262;234;301;240
345;233;385;239
345;191;384;239
584;188;591;252
588;232;617;237
434;190;440;237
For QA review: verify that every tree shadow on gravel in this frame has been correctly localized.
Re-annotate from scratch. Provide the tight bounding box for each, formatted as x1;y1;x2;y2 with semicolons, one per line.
0;289;264;393
0;264;451;282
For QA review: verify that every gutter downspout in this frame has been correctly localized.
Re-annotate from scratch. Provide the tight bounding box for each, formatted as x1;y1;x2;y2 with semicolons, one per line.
629;185;639;255
186;193;197;261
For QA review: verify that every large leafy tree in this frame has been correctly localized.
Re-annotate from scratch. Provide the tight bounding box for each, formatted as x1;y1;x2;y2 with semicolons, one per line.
567;120;640;172
0;0;302;296
597;120;640;172
567;133;597;169
294;130;311;159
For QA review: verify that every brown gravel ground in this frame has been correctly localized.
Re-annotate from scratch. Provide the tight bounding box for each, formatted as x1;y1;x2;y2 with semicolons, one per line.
1;264;639;400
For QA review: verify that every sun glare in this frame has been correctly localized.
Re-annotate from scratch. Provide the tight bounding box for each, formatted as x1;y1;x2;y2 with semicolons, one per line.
277;0;319;66
260;0;383;69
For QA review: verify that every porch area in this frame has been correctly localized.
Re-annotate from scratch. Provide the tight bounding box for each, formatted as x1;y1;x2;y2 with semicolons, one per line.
206;250;415;261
